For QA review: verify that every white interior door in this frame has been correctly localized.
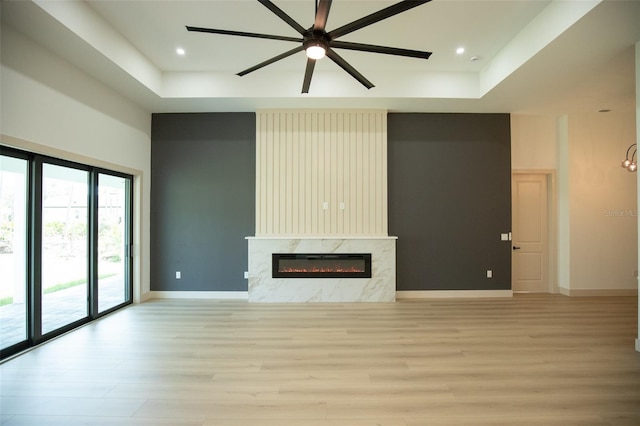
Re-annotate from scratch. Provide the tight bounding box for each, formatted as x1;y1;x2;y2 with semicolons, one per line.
512;174;549;292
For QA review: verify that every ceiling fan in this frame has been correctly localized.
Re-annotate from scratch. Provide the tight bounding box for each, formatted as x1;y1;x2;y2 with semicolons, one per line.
186;0;433;93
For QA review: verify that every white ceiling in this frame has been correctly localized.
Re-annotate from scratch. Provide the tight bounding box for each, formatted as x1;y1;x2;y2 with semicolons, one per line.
2;0;639;114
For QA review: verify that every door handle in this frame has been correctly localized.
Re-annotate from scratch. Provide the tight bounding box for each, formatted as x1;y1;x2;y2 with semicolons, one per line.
513;246;521;250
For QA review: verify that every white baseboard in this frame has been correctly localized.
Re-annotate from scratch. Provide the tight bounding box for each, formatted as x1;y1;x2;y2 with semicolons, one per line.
396;290;513;299
558;288;638;297
147;291;249;300
144;288;636;300
146;290;514;300
139;292;152;303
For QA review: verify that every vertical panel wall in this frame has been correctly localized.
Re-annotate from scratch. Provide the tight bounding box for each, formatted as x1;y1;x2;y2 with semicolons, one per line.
256;110;387;236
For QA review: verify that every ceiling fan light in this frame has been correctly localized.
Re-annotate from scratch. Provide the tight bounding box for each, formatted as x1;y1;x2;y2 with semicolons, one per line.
306;44;326;60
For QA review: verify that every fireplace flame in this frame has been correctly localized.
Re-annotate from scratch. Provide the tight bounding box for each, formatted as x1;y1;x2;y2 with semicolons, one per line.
273;253;371;278
279;265;364;273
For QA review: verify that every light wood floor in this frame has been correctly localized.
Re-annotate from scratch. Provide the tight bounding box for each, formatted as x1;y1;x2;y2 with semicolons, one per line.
1;294;639;425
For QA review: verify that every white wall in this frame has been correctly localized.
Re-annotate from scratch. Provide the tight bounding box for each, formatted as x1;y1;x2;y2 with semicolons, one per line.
635;41;640;352
1;25;151;302
512;111;638;295
568;111;638;293
511;115;558;170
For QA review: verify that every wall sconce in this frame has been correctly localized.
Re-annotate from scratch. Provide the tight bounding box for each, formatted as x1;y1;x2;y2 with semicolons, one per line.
621;143;637;172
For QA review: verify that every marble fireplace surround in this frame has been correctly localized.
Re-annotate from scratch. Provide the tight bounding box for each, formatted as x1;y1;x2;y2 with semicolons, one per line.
247;237;397;303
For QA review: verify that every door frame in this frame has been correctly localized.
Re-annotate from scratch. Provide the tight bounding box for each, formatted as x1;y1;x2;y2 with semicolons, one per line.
512;169;558;293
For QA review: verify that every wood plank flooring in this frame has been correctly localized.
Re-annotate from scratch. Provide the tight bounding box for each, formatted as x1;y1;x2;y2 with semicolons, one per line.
1;294;639;425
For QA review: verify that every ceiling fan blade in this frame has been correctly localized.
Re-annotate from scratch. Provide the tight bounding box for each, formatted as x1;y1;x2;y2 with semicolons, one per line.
331;40;431;59
302;58;316;94
237;46;304;76
328;0;431;40
314;0;333;31
326;49;374;90
258;0;307;35
186;26;301;43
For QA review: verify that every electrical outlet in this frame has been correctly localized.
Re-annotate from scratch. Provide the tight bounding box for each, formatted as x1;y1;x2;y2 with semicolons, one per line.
244;271;249;279
486;270;493;278
176;271;181;279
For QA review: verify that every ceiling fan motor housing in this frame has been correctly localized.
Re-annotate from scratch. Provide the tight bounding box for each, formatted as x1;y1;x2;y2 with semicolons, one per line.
303;30;331;53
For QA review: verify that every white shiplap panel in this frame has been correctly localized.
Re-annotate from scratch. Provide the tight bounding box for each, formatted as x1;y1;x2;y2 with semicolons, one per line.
336;112;345;235
310;112;319;234
255;110;387;236
285;112;294;234
356;112;364;235
278;113;286;234
255;113;264;233
348;112;358;234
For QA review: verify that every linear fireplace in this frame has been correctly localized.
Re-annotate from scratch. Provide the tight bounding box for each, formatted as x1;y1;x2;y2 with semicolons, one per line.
272;253;372;278
248;237;396;302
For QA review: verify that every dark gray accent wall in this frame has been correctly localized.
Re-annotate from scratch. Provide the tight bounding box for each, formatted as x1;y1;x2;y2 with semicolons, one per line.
151;113;255;291
151;112;509;293
388;113;511;291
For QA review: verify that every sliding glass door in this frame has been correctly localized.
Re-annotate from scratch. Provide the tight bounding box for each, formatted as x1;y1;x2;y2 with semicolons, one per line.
41;163;90;334
0;147;133;359
97;173;130;313
0;154;28;350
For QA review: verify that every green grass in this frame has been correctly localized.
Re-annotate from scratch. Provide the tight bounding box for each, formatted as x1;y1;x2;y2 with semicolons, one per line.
43;273;117;294
0;274;117;307
43;278;88;294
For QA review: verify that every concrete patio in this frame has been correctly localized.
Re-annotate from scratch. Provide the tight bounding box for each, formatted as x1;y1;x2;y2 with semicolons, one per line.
0;275;128;350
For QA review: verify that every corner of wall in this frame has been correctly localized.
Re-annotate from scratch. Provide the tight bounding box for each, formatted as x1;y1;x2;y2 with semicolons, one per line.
635;40;640;351
556;116;571;292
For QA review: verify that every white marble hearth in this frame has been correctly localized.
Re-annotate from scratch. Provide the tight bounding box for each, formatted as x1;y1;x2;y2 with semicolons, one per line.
247;237;397;303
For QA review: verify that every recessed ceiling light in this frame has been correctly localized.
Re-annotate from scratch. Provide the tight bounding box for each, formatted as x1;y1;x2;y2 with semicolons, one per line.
456;47;465;55
176;47;185;56
470;56;480;62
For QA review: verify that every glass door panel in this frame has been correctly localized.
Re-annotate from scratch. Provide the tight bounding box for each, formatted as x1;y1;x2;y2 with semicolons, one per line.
0;147;134;361
97;173;129;312
41;164;89;334
0;155;28;350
